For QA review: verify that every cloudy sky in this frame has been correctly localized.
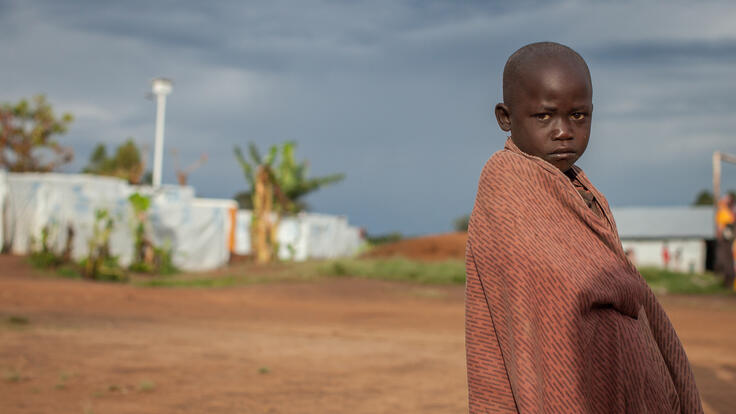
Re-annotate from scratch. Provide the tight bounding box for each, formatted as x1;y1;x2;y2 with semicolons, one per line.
3;0;736;235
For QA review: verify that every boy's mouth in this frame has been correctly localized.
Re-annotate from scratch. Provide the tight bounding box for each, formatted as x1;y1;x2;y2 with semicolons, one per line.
549;148;577;160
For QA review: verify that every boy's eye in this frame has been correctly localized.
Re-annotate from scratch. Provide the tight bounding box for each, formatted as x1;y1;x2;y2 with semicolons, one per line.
535;113;550;121
571;112;586;121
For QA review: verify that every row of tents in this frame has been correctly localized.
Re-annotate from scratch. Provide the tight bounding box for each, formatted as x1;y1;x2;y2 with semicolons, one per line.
0;171;363;271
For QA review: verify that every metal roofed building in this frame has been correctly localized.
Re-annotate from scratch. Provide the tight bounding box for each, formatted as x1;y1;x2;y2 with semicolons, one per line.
610;206;715;273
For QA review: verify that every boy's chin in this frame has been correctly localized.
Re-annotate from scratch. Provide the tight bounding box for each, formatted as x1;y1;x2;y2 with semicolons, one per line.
546;158;576;172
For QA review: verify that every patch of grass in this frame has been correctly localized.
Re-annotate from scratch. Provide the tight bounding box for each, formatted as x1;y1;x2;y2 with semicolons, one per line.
318;258;466;285
136;275;249;288
134;261;326;289
28;251;63;268
138;380;156;392
7;315;29;325
258;366;270;374
56;266;83;279
639;267;730;295
55;371;73;390
107;384;120;392
3;370;21;382
127;255;731;295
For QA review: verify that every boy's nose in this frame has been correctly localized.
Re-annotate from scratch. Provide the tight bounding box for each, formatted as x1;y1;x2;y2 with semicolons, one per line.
551;118;573;140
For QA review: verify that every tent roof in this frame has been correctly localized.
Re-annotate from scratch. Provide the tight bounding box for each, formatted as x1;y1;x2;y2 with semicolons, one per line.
611;206;714;240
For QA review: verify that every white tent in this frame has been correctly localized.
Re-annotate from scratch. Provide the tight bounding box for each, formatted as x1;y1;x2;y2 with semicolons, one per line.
1;173;236;271
1;172;362;270
233;211;363;261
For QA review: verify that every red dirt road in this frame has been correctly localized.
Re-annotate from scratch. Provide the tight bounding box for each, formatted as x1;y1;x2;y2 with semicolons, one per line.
1;255;735;413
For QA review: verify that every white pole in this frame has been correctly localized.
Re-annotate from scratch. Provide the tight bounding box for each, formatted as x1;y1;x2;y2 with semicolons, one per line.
151;78;172;188
152;92;167;187
714;151;721;234
714;152;721;203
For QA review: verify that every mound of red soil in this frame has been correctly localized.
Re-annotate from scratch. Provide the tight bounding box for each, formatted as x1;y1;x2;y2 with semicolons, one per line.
363;232;468;261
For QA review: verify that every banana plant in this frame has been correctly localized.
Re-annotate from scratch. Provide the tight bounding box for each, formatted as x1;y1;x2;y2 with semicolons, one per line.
233;141;345;263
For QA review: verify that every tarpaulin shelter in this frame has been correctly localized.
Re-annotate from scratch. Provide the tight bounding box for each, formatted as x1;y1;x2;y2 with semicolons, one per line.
233;210;362;261
0;172;362;271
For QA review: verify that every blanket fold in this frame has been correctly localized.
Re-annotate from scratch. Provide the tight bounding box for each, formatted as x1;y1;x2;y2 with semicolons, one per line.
465;139;703;413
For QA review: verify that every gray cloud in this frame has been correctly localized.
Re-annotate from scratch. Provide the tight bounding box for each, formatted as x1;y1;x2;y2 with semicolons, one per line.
3;0;736;235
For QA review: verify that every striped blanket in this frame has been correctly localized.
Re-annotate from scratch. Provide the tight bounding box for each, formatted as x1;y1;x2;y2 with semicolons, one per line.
465;138;702;413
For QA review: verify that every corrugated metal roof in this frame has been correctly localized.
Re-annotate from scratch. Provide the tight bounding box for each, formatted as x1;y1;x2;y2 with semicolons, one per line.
610;206;715;239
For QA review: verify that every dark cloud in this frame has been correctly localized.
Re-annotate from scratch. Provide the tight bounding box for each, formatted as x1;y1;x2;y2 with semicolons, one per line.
588;39;736;63
3;0;736;234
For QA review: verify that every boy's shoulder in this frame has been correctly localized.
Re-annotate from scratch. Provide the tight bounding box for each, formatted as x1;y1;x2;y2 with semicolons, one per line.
479;144;540;181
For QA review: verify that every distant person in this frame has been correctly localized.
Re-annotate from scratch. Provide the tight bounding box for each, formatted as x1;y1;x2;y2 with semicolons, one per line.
715;194;735;289
674;247;683;272
662;241;671;270
465;42;702;413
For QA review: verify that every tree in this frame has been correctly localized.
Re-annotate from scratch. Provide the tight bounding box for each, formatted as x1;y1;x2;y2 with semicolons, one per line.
82;138;147;184
234;141;345;263
693;190;714;206
0;95;74;172
693;189;736;206
234;142;344;213
454;214;470;232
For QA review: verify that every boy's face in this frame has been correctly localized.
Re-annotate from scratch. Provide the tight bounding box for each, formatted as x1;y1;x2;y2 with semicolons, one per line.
495;60;593;172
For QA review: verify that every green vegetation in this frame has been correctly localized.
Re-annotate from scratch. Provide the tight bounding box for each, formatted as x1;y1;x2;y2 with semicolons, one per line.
128;193;178;275
55;371;73;389
0;95;74;172
138;258;465;288
258;367;270;375
28;224;63;268
692;188;736;206
83;138;147;184
56;266;83;279
137;275;254;288
82;208;127;282
134;265;322;288
134;258;732;294
25;241;733;296
364;232;403;245
318;258;466;285
234;141;345;263
138;380;156;392
3;369;21;383
638;267;729;295
233;141;345;212
7;315;29;325
453;214;470;232
28;251;62;269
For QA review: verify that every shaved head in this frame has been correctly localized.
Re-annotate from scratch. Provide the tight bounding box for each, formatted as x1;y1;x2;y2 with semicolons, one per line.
494;41;594;172
502;42;591;108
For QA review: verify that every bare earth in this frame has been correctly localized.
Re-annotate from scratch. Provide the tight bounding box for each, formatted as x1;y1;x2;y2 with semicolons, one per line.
1;255;735;414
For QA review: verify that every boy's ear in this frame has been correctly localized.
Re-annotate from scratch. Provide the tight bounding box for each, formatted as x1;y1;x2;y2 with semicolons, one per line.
494;103;511;132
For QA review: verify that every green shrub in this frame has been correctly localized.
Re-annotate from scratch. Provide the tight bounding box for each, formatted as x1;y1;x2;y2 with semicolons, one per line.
638;267;729;295
319;258;466;285
28;251;62;268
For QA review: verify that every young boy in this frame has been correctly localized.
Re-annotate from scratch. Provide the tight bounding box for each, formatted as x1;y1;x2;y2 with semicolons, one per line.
465;42;702;413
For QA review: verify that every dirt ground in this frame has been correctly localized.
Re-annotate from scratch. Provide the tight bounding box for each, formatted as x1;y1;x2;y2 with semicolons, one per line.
1;255;735;414
363;232;468;261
